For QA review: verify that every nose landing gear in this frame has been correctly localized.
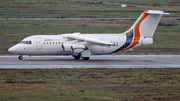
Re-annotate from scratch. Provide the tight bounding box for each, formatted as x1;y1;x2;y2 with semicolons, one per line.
18;55;23;60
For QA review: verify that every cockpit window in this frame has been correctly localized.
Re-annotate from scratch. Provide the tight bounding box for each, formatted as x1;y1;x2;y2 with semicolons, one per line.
19;41;32;45
25;41;28;44
20;41;25;44
29;41;32;44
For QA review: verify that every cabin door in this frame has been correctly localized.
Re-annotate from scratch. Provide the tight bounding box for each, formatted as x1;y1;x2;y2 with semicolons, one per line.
36;37;42;50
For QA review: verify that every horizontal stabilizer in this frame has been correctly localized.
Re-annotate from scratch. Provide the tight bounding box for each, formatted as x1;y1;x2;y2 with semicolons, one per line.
146;10;170;15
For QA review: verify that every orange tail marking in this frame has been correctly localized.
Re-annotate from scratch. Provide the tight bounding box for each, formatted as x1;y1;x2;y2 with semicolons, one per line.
126;10;148;50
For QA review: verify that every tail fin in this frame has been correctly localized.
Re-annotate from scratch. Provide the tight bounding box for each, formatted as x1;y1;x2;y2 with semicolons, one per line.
125;10;169;38
123;10;169;50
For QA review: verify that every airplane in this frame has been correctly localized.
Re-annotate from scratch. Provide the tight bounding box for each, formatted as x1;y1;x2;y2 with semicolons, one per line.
8;10;169;60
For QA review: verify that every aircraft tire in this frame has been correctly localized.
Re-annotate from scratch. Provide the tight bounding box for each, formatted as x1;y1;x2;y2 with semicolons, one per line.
83;57;89;60
73;55;80;59
18;55;23;60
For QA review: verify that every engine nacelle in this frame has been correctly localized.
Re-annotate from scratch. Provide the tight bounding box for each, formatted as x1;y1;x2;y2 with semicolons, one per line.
73;45;87;53
62;44;87;53
62;44;73;52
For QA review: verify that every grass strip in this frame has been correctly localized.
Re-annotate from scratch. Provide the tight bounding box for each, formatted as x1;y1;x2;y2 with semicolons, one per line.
0;68;180;101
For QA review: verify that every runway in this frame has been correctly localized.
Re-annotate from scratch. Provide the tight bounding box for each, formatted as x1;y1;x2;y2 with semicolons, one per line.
0;55;180;69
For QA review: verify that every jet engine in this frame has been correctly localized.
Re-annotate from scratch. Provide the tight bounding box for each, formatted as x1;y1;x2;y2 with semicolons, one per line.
62;44;87;53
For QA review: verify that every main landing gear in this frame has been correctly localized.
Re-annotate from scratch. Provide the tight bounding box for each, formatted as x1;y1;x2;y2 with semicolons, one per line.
73;55;81;60
73;55;90;60
18;55;23;60
72;51;90;60
82;57;89;60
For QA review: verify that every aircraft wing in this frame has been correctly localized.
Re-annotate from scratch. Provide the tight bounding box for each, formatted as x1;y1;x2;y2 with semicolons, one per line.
66;34;114;46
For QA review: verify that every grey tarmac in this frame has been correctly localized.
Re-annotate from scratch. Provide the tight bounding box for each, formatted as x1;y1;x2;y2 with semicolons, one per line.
0;55;180;69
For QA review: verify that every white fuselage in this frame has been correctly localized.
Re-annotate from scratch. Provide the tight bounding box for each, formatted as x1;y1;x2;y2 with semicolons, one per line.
9;33;133;55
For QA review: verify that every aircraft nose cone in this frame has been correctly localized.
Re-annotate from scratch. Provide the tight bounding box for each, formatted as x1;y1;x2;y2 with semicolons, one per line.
8;46;16;53
8;44;23;54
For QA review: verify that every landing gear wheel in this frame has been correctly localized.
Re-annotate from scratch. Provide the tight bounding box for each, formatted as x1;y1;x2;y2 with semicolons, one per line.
83;57;90;60
73;55;80;60
18;55;23;60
